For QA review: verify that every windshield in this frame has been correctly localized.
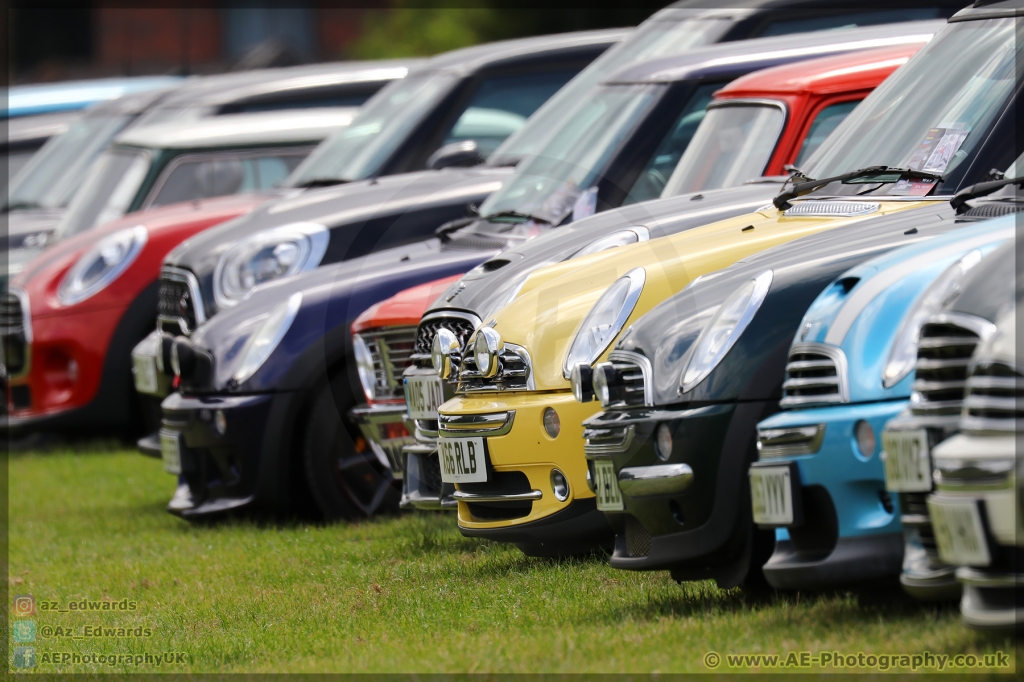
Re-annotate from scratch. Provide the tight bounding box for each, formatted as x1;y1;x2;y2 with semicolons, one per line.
54;149;151;240
792;100;861;168
5;115;133;211
488;15;733;166
802;18;1022;192
478;84;660;224
662;102;785;196
286;71;457;185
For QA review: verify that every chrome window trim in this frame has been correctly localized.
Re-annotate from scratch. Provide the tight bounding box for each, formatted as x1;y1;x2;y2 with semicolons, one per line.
158;265;206;334
704;97;789;178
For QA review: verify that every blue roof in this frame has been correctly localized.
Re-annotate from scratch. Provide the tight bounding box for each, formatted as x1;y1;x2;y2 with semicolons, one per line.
4;76;182;118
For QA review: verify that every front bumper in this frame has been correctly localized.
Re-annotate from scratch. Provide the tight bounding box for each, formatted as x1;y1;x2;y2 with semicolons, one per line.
882;410;961;601
348;402;413;478
400;364;456;510
131;330;174;399
440;391;610;548
160;390;294;518
755;401;905;589
585;400;775;582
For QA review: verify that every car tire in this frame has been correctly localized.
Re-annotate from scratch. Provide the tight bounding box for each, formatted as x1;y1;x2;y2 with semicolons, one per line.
303;377;400;521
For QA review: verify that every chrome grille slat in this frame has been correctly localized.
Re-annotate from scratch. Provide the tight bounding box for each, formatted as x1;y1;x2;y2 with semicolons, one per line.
457;344;533;392
780;343;848;408
358;326;417;401
909;315;986;420
157;266;206;335
961;360;1024;434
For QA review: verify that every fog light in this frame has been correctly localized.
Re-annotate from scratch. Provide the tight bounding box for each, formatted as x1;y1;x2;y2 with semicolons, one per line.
855;420;876;459
431;328;459;379
543;407;560;438
593;365;610;406
214;410;227;436
571;363;593;402
551;469;569;501
655;423;673;461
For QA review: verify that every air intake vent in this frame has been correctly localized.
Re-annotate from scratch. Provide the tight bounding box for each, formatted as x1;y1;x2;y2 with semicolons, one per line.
356;326;417;401
784;201;879;217
910;315;987;420
0;291;30;377
961;360;1024;434
624;515;651;557
780;343;848;408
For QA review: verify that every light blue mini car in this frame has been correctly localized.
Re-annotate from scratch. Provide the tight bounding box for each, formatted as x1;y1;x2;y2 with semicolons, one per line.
749;215;1015;590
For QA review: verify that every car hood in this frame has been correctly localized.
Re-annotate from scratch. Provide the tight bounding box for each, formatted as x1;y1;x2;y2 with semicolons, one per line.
486;199;934;392
430;181;783;321
793;215;1015;403
948;238;1019;324
616;203;958;405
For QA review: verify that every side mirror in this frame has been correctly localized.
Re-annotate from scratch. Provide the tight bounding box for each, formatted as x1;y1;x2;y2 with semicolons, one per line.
427;141;484;170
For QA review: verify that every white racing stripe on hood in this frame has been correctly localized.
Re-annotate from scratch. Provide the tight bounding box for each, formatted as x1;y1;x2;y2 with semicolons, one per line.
823;227;1014;346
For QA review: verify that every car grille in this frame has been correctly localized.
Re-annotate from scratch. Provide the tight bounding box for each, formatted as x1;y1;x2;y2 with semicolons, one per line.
157;267;205;335
783;201;879;217
0;291;29;377
413;315;478;364
458;343;533;392
960;360;1024;434
910;317;983;419
780;343;848;408
357;326;417;401
462;470;533;521
601;351;650;407
624;515;651;557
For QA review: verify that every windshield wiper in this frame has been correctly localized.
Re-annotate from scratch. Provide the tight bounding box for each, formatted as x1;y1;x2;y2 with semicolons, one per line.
773;166;944;211
2;201;43;213
482;210;549;224
293;178;348;189
435;217;478;242
950;175;1024;213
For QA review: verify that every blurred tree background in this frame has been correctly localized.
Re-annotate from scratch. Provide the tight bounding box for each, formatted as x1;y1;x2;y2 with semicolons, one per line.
347;3;662;59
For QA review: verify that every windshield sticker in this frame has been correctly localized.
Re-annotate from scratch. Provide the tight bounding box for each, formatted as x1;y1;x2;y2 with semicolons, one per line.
538;181;582;224
571;186;598;222
888;177;937;196
906;127;969;174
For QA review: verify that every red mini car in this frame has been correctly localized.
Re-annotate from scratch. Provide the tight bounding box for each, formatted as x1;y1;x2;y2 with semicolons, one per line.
347;42;928;502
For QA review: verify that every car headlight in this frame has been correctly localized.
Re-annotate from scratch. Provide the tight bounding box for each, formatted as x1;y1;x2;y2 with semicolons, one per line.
882;249;983;388
571;226;650;259
57;225;147;306
681;270;773;393
474;327;503;378
231;292;302;384
353;333;377;402
213;222;328;309
563;268;646;378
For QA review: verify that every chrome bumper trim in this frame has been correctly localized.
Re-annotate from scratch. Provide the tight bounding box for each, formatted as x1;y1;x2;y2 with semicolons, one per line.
438;410;515;437
452;489;542;503
617;463;693;497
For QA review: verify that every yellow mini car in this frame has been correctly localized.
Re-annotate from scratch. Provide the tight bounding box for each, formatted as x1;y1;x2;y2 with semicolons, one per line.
437;191;940;555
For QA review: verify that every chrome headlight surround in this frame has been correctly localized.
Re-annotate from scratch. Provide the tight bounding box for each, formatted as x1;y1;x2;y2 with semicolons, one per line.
230;292;302;385
681;270;773;393
883;248;984;387
562;267;645;379
57;225;148;306
353;333;377;402
431;328;460;380
474;327;503;378
213;222;328;310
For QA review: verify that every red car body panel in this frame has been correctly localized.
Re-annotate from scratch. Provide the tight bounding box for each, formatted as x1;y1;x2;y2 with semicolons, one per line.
5;193;267;426
349;43;925;392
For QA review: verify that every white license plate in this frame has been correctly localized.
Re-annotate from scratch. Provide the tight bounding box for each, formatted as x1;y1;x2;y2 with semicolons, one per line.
750;466;794;525
593;459;623;511
132;353;159;395
438;437;486;483
928;497;991;566
160;430;181;475
882;429;931;492
405;375;444;420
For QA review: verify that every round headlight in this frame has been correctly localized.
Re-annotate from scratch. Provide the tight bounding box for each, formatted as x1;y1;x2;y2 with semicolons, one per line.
681;270;773;393
431;328;460;379
353;334;377;402
231;292;302;384
474;327;502;378
213;223;328;309
57;225;147;305
883;249;983;387
563;268;645;378
655;423;673;461
855;420;876;459
593;364;611;406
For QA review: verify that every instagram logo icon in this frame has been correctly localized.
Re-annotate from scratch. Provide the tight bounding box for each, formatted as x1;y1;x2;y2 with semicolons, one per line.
13;595;35;617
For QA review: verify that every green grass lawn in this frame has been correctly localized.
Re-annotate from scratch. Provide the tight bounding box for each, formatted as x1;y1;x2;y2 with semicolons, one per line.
7;444;1020;674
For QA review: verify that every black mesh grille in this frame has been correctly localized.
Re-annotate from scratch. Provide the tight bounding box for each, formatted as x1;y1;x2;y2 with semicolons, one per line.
462;470;533;522
157;274;198;333
414;317;476;357
911;320;979;417
0;292;28;376
422;452;443;495
466;501;531;520
625;515;651;557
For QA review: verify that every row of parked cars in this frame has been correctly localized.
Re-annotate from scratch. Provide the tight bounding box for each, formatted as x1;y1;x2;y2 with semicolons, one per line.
2;0;1019;629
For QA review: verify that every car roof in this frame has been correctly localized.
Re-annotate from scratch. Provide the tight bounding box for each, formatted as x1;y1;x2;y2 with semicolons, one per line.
148;59;420;111
417;28;629;75
5;111;82;146
715;42;925;97
605;19;943;84
950;0;1024;22
4;76;182;118
114;108;355;149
